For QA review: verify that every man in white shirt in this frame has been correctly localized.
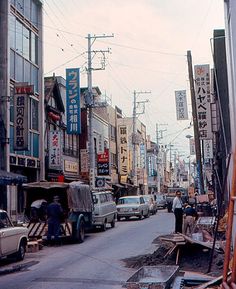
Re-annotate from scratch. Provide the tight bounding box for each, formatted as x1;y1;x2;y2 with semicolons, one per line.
172;191;183;233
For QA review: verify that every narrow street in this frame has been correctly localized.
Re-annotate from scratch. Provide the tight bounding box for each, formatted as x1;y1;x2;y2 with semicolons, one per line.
0;211;173;289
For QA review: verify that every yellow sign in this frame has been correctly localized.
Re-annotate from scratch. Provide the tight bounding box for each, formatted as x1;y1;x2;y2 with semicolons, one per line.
64;160;78;173
120;175;128;184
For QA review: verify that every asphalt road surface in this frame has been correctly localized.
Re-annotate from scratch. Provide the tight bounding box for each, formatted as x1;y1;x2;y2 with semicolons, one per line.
0;210;174;289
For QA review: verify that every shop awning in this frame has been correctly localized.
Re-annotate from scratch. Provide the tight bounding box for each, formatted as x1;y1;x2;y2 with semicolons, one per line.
23;181;69;190
0;169;27;185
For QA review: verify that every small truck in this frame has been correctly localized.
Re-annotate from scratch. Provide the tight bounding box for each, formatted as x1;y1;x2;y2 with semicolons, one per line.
23;181;94;243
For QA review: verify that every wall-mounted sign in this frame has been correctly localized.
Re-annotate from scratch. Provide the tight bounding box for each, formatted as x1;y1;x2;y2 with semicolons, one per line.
175;90;188;120
66;68;81;134
118;125;129;176
190;138;195;155
49;131;62;170
13;94;29;150
80;149;88;173
97;149;109;176
64;160;78;173
203;139;213;159
194;65;212;139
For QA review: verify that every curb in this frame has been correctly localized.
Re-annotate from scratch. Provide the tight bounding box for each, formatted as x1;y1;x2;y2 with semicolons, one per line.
0;260;39;275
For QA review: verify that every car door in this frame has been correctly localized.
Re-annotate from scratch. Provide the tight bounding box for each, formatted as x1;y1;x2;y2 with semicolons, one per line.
0;212;18;256
140;197;147;214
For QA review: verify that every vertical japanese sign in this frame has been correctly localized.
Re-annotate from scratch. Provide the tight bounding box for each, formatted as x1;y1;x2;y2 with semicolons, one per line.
66;68;81;134
80;149;88;173
175;90;188;120
14;94;29;150
49;131;62;170
194;65;212;139
190;138;196;155
118;125;129;176
140;143;146;169
97;149;109;176
203;139;213;159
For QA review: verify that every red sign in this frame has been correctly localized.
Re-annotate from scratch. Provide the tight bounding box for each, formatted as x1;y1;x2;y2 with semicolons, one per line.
97;149;109;163
15;84;34;95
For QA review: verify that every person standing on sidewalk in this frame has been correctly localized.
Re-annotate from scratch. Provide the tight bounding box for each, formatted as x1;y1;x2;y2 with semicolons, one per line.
172;190;183;233
47;196;63;245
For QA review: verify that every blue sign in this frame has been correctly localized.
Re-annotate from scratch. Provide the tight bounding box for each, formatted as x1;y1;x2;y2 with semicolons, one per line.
66;68;81;134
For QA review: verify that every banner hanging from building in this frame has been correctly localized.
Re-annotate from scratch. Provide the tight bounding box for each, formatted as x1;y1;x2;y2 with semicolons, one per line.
66;68;81;134
194;65;212;139
175;90;188;120
14;94;29;150
49;131;62;170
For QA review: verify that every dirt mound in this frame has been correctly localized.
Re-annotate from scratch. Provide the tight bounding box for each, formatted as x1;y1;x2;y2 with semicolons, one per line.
123;235;224;276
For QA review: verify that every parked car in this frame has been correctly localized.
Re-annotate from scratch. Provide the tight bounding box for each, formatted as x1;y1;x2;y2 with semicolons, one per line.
92;191;117;231
155;194;167;209
116;196;149;220
0;210;28;261
143;195;158;214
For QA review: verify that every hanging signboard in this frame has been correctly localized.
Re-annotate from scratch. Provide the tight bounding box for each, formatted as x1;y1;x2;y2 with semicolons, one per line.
49;131;62;170
190;138;195;155
66;68;81;134
13;94;29;150
175;90;188;120
194;65;213;139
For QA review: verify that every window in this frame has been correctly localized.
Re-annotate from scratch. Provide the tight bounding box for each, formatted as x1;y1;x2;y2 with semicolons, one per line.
24;0;31;20
15;54;24;82
31;65;38;93
32;133;39;157
31;32;38;64
16;0;24;14
24;59;31;83
31;1;38;27
16;20;23;55
10;49;15;80
31;98;39;130
23;26;30;60
9;14;16;49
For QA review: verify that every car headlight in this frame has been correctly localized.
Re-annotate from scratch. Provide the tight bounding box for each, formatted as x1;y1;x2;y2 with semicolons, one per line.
132;208;139;211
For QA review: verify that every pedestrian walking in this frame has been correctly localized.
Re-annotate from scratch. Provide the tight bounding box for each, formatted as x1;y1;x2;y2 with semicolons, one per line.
183;204;198;236
47;195;63;245
172;190;183;233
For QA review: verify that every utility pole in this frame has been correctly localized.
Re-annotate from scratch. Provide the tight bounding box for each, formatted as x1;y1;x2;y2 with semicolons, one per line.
156;123;167;192
132;90;150;193
187;50;204;194
86;33;114;190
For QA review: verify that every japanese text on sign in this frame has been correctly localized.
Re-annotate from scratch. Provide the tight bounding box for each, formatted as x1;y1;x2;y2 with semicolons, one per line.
14;94;28;150
194;65;212;139
49;131;62;170
66;68;81;134
175;90;188;120
118;125;129;175
97;149;109;176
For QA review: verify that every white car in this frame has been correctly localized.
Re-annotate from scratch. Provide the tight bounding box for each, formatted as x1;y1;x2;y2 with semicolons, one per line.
92;191;117;231
0;210;28;261
116;196;149;220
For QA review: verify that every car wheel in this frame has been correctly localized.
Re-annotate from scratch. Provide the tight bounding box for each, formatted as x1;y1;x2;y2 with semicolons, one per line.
111;217;115;228
16;240;26;261
144;210;150;218
77;219;85;243
125;216;130;221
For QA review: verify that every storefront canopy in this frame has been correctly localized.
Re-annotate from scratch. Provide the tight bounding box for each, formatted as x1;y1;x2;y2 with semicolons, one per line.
23;181;69;190
0;170;27;185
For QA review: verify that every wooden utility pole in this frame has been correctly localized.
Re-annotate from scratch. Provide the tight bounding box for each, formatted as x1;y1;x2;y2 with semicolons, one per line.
187;50;204;194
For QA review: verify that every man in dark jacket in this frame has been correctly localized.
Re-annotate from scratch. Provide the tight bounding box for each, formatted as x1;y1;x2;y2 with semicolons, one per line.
47;196;63;245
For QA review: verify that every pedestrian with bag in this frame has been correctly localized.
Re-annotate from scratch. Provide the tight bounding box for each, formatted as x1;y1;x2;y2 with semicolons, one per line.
47;195;63;245
172;190;183;233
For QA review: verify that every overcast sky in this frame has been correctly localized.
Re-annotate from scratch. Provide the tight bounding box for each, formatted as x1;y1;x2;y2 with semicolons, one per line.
43;0;225;158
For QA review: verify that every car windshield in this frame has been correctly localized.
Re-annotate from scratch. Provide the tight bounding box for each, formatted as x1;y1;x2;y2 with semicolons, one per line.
118;198;140;205
143;196;150;202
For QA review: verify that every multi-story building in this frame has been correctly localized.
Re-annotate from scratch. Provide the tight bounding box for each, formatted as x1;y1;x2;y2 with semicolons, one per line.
0;0;43;217
146;136;158;194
